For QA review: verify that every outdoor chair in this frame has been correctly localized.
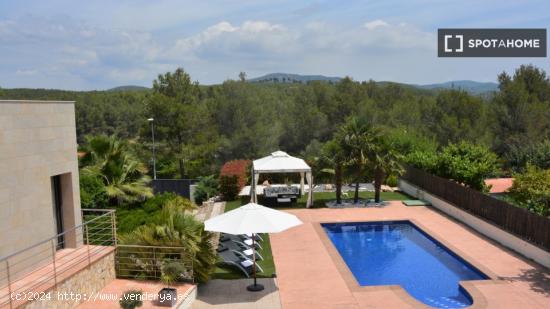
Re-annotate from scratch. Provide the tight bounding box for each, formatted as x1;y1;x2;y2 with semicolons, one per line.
243;233;264;242
218;242;264;260
217;248;264;278
220;233;263;249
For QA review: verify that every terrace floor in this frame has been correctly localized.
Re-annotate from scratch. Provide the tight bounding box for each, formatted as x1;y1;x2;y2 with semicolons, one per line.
270;202;550;308
192;278;281;309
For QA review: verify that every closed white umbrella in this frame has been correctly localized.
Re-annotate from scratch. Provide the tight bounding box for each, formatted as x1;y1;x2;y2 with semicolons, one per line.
204;202;302;291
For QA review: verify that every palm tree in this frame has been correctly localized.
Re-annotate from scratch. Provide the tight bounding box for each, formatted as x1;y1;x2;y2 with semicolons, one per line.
339;117;379;204
321;140;347;204
119;202;217;283
368;139;404;203
81;135;153;205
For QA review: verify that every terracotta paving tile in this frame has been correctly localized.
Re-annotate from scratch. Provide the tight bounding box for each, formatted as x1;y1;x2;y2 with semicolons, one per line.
270;202;550;308
0;245;114;308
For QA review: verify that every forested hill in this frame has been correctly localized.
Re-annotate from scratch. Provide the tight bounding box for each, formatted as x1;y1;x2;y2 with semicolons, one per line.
248;73;498;95
248;73;342;84
108;85;150;92
417;80;498;95
1;64;548;180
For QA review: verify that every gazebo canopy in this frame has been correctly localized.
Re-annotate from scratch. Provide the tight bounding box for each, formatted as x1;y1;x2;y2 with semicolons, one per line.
250;151;313;208
253;151;311;173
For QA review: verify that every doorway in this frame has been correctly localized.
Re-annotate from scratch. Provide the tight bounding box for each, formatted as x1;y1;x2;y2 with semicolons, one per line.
51;175;65;249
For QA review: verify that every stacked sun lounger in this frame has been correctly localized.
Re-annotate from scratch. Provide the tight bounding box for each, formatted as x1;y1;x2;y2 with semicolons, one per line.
217;233;264;278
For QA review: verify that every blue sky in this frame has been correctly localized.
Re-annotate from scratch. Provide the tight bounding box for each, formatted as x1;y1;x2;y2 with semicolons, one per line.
0;0;549;90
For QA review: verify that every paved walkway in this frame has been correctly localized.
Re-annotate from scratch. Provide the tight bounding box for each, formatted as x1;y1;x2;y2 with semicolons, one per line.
270;202;550;308
191;279;281;309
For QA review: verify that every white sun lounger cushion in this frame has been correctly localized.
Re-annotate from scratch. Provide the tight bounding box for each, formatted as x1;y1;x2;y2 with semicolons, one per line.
240;260;253;267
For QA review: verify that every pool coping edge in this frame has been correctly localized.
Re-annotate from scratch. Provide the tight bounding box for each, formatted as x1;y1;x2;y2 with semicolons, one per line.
313;218;502;309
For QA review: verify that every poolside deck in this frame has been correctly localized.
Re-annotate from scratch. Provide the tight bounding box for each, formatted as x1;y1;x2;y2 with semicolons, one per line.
270;201;549;308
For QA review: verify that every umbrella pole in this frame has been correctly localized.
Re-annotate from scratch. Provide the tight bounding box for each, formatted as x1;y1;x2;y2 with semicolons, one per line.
247;233;264;292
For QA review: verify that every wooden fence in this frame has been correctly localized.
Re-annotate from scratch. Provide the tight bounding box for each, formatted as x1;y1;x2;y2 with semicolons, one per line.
402;166;550;251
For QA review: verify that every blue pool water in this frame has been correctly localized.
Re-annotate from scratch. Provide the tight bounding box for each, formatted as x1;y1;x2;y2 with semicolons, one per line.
322;221;488;308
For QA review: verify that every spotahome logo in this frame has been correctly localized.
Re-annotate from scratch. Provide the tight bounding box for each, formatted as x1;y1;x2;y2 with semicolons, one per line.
438;29;546;57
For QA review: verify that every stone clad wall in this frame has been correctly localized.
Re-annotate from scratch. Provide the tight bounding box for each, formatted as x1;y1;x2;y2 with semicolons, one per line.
0;100;82;257
22;251;116;309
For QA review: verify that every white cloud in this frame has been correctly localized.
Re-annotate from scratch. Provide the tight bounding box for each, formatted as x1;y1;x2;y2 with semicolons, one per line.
0;16;440;88
15;69;37;76
169;20;297;62
3;13;546;89
363;19;389;30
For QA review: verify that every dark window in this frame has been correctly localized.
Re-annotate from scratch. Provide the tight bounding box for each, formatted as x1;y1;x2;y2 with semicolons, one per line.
51;175;65;250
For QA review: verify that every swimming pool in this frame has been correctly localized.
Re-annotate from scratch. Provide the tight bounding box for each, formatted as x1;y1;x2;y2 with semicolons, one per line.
322;221;488;308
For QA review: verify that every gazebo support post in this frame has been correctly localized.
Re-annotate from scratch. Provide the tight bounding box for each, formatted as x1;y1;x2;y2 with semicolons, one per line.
247;233;264;292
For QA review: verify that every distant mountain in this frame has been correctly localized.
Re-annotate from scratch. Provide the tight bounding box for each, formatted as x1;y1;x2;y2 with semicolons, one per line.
107;85;150;92
248;73;341;84
416;80;498;95
248;74;498;95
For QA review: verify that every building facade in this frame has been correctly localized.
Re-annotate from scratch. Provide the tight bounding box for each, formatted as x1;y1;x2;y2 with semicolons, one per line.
0;100;82;257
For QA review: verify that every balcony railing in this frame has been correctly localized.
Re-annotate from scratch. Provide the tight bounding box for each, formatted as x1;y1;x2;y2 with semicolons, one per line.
115;245;194;282
0;209;116;309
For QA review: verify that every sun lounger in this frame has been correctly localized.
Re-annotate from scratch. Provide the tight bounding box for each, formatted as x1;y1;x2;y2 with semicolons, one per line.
220;233;263;249
217;247;263;278
243;233;264;242
218;242;264;260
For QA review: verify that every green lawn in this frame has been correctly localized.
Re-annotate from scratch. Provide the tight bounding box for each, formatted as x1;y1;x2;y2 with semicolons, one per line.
211;190;412;279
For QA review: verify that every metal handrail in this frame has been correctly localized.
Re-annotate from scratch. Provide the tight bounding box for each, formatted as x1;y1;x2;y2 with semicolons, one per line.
115;244;194;282
117;244;192;250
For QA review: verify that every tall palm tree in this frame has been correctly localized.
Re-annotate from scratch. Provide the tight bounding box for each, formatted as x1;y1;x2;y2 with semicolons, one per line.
368;140;404;203
81;135;153;205
339;117;379;204
321;139;347;204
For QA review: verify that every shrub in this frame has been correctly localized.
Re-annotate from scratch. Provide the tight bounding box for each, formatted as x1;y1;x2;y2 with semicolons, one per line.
437;142;500;191
116;193;195;234
161;261;189;285
385;174;398;187
118;205;217;283
220;160;250;188
80;173;109;209
406;142;500;192
119;289;143;309
509;165;550;216
405;150;439;173
219;175;240;201
194;175;219;204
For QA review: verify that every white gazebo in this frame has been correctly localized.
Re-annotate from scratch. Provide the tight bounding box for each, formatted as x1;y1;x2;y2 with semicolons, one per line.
250;151;313;208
